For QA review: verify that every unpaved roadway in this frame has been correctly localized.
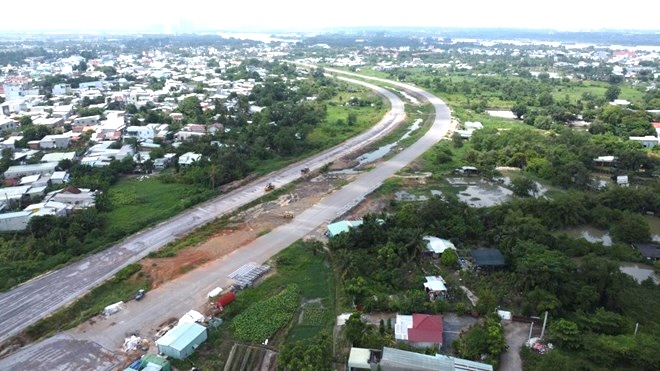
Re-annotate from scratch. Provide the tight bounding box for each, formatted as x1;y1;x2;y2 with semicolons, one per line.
0;69;452;370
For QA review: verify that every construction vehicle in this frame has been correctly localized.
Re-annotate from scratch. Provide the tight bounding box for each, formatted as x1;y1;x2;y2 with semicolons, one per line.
264;183;275;192
282;211;294;219
300;167;310;175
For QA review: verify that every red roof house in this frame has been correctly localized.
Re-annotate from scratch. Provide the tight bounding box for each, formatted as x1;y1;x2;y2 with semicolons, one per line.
395;313;443;348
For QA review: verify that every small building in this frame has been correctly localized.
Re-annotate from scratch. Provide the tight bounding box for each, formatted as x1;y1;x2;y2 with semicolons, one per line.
178;310;205;325
50;171;69;185
125;126;155;142
348;347;381;371
471;248;506;269
632;243;660;261
326;219;363;238
156;322;208;360
394;313;443;348
41;151;76;164
0;211;33;232
616;175;629;187
48;187;97;209
629;135;659;148
178;152;201;166
24;201;70;217
424;276;448;300
4;162;57;179
423;236;456;257
39;134;71;149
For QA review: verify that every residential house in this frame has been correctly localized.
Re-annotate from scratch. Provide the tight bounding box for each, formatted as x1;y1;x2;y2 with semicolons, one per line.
50;171;69;185
424;276;448;300
39;134;70;149
3;80;39;101
326;220;363;238
24;201;70;217
1;100;28;115
79;81;104;90
0;185;31;205
632;243;660;261
394;313;443;348
178;152;202;166
629;135;659;148
423;236;457;257
0;136;23;150
48;187;97;210
471;248;506;270
0;211;33;232
4;163;57;179
41;152;76;164
124;126;155;142
0;118;18;132
73;115;100;126
52;83;72;96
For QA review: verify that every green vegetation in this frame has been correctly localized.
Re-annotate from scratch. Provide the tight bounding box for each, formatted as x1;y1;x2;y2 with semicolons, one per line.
23;264;149;341
105;177;214;237
231;284;300;342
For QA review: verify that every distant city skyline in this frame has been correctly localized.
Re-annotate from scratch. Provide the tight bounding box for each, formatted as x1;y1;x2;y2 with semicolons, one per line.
3;0;660;33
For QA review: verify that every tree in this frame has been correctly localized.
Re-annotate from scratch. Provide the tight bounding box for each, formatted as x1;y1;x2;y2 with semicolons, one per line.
511;176;538;197
511;101;528;119
452;132;464;148
605;85;621;102
548;319;581;349
19;116;33;127
345;313;368;346
440;249;458;268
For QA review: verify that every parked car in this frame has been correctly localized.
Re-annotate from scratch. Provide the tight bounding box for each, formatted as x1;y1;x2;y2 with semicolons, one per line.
134;289;146;301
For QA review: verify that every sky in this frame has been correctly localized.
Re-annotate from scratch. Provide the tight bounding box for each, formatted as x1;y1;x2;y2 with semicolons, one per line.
3;0;660;32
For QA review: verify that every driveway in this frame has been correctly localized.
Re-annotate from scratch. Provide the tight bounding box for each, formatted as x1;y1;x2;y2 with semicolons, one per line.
500;320;530;371
442;313;478;351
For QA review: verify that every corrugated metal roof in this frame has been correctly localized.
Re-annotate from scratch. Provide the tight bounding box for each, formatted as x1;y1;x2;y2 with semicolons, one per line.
327;220;362;237
156;322;206;351
381;347;453;370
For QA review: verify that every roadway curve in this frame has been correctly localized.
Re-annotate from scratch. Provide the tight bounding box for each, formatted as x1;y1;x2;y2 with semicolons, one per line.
0;68;452;370
0;75;407;344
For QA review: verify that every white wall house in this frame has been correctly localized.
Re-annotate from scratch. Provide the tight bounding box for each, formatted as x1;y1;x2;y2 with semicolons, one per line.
125;126;155;141
39;134;71;149
0;211;33;232
52;83;72;96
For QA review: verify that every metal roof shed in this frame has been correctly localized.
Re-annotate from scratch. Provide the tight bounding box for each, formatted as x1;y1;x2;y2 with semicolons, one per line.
156;322;207;360
471;248;506;268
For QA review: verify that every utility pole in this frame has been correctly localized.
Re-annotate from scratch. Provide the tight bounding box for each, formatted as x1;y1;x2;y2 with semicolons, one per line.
528;322;534;343
540;311;548;339
634;322;639;336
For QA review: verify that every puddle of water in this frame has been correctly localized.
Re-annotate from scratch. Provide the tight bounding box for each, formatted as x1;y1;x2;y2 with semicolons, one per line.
455;179;513;207
400;91;420;105
619;262;660;284
561;226;613;246
356;119;423;166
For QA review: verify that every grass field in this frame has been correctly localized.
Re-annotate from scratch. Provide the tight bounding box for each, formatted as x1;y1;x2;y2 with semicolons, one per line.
105;177;214;238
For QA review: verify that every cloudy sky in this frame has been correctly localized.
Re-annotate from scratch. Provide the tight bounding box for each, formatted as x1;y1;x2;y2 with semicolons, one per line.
3;0;659;32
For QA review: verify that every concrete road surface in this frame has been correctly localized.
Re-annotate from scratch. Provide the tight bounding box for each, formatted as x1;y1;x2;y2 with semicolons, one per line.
0;77;404;344
0;69;451;370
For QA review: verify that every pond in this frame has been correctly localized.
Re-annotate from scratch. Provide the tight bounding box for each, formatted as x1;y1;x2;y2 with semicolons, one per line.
448;178;513;207
619;262;659;284
561;226;613;246
559;216;660;245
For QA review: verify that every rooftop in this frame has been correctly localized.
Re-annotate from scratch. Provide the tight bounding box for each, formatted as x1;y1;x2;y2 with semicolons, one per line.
632;243;660;259
471;248;506;267
156;322;206;351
